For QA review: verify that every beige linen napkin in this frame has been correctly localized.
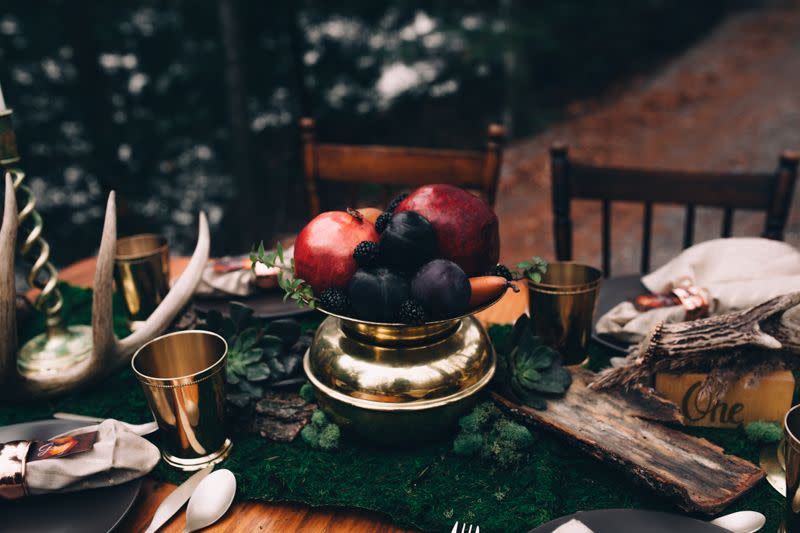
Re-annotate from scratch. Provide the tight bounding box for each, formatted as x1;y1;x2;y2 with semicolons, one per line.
194;246;293;297
25;420;160;495
596;238;800;344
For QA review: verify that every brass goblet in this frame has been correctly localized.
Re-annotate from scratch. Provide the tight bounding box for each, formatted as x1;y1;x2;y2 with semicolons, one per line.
113;234;170;326
132;330;233;471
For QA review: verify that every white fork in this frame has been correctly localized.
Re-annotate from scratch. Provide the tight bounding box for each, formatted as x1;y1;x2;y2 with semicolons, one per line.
451;521;480;533
53;412;158;436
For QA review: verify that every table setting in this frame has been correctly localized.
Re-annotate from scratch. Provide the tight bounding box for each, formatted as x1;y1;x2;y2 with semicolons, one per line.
1;86;800;533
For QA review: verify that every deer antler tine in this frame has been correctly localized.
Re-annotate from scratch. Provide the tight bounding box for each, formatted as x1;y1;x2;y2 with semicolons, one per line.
115;211;210;356
91;191;118;363
0;173;19;383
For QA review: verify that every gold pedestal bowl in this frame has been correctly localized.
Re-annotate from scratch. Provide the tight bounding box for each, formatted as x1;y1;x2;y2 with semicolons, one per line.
304;299;499;445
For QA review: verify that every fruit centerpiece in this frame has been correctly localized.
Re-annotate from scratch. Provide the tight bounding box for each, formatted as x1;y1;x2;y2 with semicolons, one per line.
256;184;516;444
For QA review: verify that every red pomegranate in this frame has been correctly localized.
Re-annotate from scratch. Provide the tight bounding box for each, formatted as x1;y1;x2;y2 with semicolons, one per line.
294;210;379;292
396;184;499;276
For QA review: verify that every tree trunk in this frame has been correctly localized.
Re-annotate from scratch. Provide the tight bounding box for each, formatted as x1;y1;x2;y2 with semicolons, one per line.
218;0;262;251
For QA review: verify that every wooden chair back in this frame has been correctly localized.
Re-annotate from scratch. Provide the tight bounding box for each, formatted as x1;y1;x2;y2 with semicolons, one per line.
550;143;800;276
301;118;505;216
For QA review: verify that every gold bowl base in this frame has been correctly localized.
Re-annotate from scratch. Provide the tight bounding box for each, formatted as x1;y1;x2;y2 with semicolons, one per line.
304;314;496;445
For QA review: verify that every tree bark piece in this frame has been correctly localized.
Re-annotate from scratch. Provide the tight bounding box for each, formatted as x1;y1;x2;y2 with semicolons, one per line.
492;369;765;514
591;291;800;396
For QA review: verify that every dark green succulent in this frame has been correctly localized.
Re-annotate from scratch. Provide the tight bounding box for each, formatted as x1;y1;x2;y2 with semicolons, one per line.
196;302;305;407
496;315;572;410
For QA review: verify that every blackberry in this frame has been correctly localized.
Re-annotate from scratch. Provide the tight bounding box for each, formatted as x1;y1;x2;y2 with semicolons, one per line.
387;192;409;213
375;211;392;234
398;299;426;325
318;288;350;315
490;264;514;281
353;240;380;267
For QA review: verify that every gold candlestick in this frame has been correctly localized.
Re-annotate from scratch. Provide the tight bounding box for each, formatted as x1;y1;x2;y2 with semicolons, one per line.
0;107;92;376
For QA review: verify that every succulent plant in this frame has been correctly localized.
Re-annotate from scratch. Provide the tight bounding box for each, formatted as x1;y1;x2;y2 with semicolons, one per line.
196;302;306;407
496;315;572;410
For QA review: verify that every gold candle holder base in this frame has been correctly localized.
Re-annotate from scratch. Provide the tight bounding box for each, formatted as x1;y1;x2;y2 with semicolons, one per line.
17;325;93;376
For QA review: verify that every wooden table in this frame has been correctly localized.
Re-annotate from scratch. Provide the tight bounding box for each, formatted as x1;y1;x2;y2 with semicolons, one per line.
55;256;528;533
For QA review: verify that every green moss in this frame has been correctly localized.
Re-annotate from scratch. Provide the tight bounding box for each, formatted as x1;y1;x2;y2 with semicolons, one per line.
318;423;341;450
0;286;785;533
299;382;316;403
311;409;328;427
453;402;534;468
744;421;782;443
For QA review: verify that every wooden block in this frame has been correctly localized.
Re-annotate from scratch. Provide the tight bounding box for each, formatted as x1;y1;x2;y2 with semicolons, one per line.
655;370;795;428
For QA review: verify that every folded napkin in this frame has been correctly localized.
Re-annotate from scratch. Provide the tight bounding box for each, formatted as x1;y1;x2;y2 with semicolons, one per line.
25;420;159;496
194;246;294;298
552;519;594;533
596;238;800;344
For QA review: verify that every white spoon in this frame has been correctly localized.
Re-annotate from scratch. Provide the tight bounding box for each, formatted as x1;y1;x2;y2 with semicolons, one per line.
182;469;237;533
709;510;766;533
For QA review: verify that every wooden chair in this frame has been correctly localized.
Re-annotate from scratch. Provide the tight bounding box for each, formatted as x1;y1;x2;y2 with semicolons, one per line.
301;118;505;217
550;143;800;276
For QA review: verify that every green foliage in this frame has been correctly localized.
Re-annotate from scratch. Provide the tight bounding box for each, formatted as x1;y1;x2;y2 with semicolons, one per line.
495;315;572;410
302;409;341;451
515;257;548;283
197;302;302;407
251;241;316;309
453;402;534;468
744;421;783;444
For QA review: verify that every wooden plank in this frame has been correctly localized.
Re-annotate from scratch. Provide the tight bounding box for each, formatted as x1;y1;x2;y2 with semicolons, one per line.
569;163;773;209
493;369;764;514
316;143;485;187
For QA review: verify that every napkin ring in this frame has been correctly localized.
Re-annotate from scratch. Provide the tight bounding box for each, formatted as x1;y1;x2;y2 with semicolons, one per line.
0;440;31;500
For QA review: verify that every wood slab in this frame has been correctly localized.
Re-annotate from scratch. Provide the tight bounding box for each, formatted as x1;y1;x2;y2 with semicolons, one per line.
493;369;765;514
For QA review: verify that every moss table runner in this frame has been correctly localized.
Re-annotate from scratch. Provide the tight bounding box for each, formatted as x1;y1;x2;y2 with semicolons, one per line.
0;285;784;532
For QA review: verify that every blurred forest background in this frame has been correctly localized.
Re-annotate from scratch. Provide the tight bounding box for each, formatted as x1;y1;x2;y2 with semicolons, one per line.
0;0;738;266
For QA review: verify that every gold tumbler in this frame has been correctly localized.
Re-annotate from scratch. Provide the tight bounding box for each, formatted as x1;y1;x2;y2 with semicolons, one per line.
114;234;170;324
784;404;800;532
132;331;233;471
528;262;602;365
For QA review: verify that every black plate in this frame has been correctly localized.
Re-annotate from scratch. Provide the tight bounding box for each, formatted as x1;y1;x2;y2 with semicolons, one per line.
0;419;142;533
192;290;316;320
591;275;646;353
529;509;727;533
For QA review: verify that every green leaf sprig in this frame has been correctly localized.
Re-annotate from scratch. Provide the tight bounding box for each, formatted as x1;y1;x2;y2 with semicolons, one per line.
250;241;316;309
514;256;548;283
495;314;572;410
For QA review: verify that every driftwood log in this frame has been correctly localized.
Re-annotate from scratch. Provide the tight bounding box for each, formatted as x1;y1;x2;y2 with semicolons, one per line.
493;369;765;514
591;291;800;403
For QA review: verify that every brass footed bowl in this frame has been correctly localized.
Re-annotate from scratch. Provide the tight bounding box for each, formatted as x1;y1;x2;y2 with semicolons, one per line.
304;301;498;445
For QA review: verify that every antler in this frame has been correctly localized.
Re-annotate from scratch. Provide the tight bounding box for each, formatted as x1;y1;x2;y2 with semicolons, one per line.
0;188;210;400
591;291;800;402
0;174;18;382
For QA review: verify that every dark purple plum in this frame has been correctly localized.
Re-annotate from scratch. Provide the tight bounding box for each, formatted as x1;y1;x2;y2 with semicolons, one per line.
347;268;410;322
380;211;437;273
411;259;471;319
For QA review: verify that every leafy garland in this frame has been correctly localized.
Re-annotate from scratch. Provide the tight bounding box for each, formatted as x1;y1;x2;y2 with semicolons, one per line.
514;256;548;283
250;241;316;308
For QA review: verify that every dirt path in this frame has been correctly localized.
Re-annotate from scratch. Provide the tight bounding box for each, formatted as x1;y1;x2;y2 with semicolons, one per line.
496;0;800;274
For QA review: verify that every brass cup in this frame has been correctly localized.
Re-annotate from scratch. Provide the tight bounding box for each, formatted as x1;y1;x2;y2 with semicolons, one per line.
114;234;170;324
784;405;800;532
528;262;602;365
131;331;232;471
